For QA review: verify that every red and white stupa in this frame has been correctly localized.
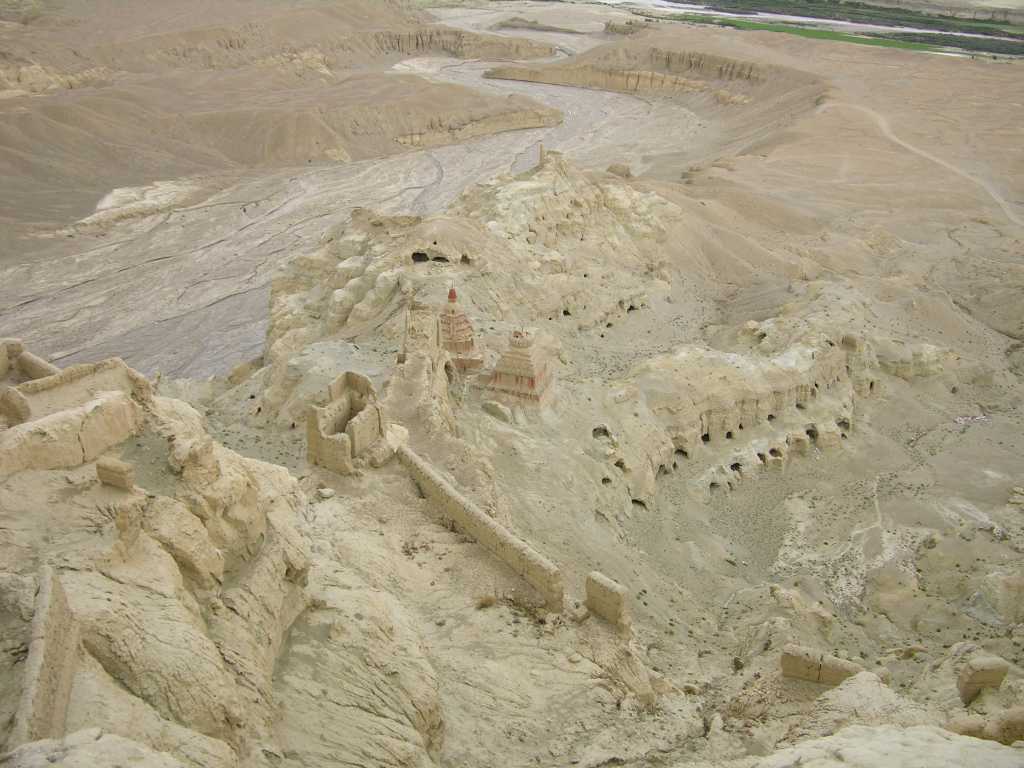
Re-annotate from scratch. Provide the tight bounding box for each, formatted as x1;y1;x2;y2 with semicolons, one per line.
487;329;552;403
439;286;482;371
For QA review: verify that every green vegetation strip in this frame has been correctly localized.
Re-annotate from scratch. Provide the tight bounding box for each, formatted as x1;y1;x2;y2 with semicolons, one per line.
668;14;939;50
693;0;1024;39
877;32;1024;55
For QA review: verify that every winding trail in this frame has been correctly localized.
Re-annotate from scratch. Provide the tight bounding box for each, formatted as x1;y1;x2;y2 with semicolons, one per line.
819;101;1024;229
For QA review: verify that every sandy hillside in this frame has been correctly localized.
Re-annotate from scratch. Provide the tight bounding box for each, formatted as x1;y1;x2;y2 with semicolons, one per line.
0;0;557;240
1;1;1023;767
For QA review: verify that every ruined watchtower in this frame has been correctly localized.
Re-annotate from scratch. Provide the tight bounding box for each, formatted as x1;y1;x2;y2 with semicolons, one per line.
488;330;552;402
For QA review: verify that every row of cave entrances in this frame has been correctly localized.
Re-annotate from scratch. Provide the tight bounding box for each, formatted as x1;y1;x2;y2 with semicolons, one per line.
594;411;855;497
704;416;854;493
411;251;472;265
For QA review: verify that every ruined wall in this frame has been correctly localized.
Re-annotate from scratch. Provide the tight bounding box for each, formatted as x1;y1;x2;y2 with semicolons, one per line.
9;567;80;747
16;358;152;421
397;446;563;610
346;404;383;456
307;372;385;474
0;392;143;477
307;400;355;475
585;571;630;632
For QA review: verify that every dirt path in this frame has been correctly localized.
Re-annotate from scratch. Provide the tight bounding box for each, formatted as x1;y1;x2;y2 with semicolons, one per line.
819;101;1024;229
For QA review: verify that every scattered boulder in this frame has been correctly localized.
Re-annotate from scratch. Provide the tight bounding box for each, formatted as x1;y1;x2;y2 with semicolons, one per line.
0;386;31;425
607;163;633;179
958;654;1009;705
947;706;1024;746
482;400;513;423
1;728;187;767
756;724;1023;767
786;671;933;742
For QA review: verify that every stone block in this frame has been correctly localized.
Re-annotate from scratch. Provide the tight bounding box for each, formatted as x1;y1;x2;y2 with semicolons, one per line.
781;644;821;681
585;571;630;631
0;386;32;424
819;655;865;685
781;644;863;686
958;654;1009;705
817;429;842;450
96;456;135;490
787;433;810;456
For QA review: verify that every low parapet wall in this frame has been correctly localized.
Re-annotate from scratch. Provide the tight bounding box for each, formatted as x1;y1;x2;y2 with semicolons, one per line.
397;446;563;610
16;358;152;421
0;391;143;477
9;566;80;746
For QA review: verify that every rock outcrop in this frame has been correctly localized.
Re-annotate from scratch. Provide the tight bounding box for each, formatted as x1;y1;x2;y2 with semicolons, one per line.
752;724;1023;768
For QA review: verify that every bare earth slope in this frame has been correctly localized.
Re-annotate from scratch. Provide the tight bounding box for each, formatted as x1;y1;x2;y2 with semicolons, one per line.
0;0;557;237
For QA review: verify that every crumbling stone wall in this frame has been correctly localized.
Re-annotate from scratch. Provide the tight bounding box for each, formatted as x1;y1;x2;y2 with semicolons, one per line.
398;446;563;610
1;339;60;383
585;571;630;632
307;372;384;475
346;405;383;456
9;566;80;747
0;392;143;477
16;358;152;420
308;398;356;474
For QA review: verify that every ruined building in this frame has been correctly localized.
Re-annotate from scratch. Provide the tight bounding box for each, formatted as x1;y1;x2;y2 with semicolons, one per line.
438;287;482;371
307;372;384;475
488;330;553;402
